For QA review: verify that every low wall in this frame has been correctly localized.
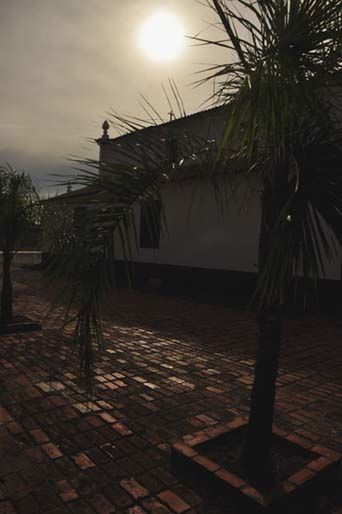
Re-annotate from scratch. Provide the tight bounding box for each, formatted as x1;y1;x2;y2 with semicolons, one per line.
0;251;42;266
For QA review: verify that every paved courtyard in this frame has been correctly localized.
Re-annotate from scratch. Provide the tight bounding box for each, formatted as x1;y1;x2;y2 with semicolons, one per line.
0;268;341;514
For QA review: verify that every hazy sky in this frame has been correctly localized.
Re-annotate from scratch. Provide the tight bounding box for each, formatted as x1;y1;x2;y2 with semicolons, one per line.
0;0;228;194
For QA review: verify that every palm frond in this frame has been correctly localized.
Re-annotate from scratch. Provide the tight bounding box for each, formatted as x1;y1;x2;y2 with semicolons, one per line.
46;99;223;391
253;129;342;309
198;0;342;311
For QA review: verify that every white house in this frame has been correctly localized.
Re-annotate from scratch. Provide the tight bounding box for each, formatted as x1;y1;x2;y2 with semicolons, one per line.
57;106;342;306
96;108;260;299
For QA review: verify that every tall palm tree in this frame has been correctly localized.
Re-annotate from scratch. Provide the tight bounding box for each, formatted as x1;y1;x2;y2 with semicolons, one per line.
197;0;342;484
48;0;342;486
0;166;40;324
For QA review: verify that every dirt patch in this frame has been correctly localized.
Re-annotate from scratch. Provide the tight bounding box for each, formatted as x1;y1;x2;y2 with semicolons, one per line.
198;426;316;485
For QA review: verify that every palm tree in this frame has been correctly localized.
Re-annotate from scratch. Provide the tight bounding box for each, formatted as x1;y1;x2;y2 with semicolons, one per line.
196;0;342;484
46;114;213;392
0;165;40;325
48;0;342;486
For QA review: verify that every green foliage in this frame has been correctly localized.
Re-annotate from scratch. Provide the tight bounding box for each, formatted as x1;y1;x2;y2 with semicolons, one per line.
47;116;212;391
197;0;342;309
0;164;40;253
39;199;75;251
0;164;40;323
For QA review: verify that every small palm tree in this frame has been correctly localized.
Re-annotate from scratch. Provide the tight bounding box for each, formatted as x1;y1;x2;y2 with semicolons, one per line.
46;115;213;391
0;165;40;325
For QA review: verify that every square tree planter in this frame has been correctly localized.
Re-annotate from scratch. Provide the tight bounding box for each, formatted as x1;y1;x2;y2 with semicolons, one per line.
0;315;41;335
171;418;341;513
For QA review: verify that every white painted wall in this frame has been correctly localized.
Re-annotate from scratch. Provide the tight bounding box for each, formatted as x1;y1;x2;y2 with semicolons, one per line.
103;106;341;280
112;173;342;280
111;175;261;273
134;177;261;273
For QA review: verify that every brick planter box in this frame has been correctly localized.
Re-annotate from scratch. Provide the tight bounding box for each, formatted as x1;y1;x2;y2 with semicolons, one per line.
0;316;41;335
171;418;340;512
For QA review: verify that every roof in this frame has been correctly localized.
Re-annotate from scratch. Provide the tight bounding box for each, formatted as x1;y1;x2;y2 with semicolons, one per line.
96;104;228;146
51;104;229;204
45;185;105;204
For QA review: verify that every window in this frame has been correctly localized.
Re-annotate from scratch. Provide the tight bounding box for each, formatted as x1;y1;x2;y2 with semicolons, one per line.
139;199;161;249
73;206;87;230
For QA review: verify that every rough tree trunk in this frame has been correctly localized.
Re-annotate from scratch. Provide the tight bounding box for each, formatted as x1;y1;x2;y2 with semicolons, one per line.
244;310;282;485
243;170;288;486
1;250;13;324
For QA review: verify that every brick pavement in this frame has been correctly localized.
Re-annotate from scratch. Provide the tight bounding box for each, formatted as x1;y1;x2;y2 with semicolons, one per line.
0;268;341;513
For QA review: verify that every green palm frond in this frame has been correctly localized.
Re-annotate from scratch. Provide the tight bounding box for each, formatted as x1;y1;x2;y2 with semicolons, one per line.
198;0;342;154
0;164;40;252
47;106;219;391
249;125;342;309
0;165;41;323
197;0;342;311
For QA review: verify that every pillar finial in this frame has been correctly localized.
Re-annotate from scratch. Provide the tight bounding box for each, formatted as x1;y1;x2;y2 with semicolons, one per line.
102;120;110;140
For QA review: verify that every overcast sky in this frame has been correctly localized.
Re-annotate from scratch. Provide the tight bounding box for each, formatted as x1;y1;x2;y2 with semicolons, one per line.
0;0;229;194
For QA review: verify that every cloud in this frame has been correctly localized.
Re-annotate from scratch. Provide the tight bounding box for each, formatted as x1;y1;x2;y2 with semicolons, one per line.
0;0;225;189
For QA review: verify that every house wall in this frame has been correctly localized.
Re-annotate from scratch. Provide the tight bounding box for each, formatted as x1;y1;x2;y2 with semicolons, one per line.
101;106;342;282
132;177;261;273
102;108;262;273
112;176;342;281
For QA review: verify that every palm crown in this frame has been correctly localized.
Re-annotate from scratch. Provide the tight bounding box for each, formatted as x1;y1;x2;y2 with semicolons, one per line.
0;165;40;324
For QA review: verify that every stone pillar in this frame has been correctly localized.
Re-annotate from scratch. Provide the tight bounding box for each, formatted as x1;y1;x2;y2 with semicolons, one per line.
96;120;110;177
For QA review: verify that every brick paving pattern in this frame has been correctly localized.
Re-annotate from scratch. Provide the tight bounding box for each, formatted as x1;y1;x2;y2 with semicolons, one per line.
0;268;341;513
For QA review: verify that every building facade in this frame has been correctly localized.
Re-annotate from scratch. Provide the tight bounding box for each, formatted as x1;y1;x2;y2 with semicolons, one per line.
95;107;341;306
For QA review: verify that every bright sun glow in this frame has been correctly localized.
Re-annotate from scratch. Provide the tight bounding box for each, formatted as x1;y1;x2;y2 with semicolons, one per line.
139;11;184;62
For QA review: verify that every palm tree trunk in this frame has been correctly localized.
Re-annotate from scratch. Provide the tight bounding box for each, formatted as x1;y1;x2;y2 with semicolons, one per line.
1;250;13;324
243;310;282;485
243;174;286;486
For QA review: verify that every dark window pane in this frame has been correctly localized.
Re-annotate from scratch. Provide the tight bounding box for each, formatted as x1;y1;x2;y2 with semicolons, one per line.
139;200;161;249
73;206;87;230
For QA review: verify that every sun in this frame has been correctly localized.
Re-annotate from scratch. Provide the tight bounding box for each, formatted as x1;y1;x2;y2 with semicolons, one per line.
138;11;184;62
